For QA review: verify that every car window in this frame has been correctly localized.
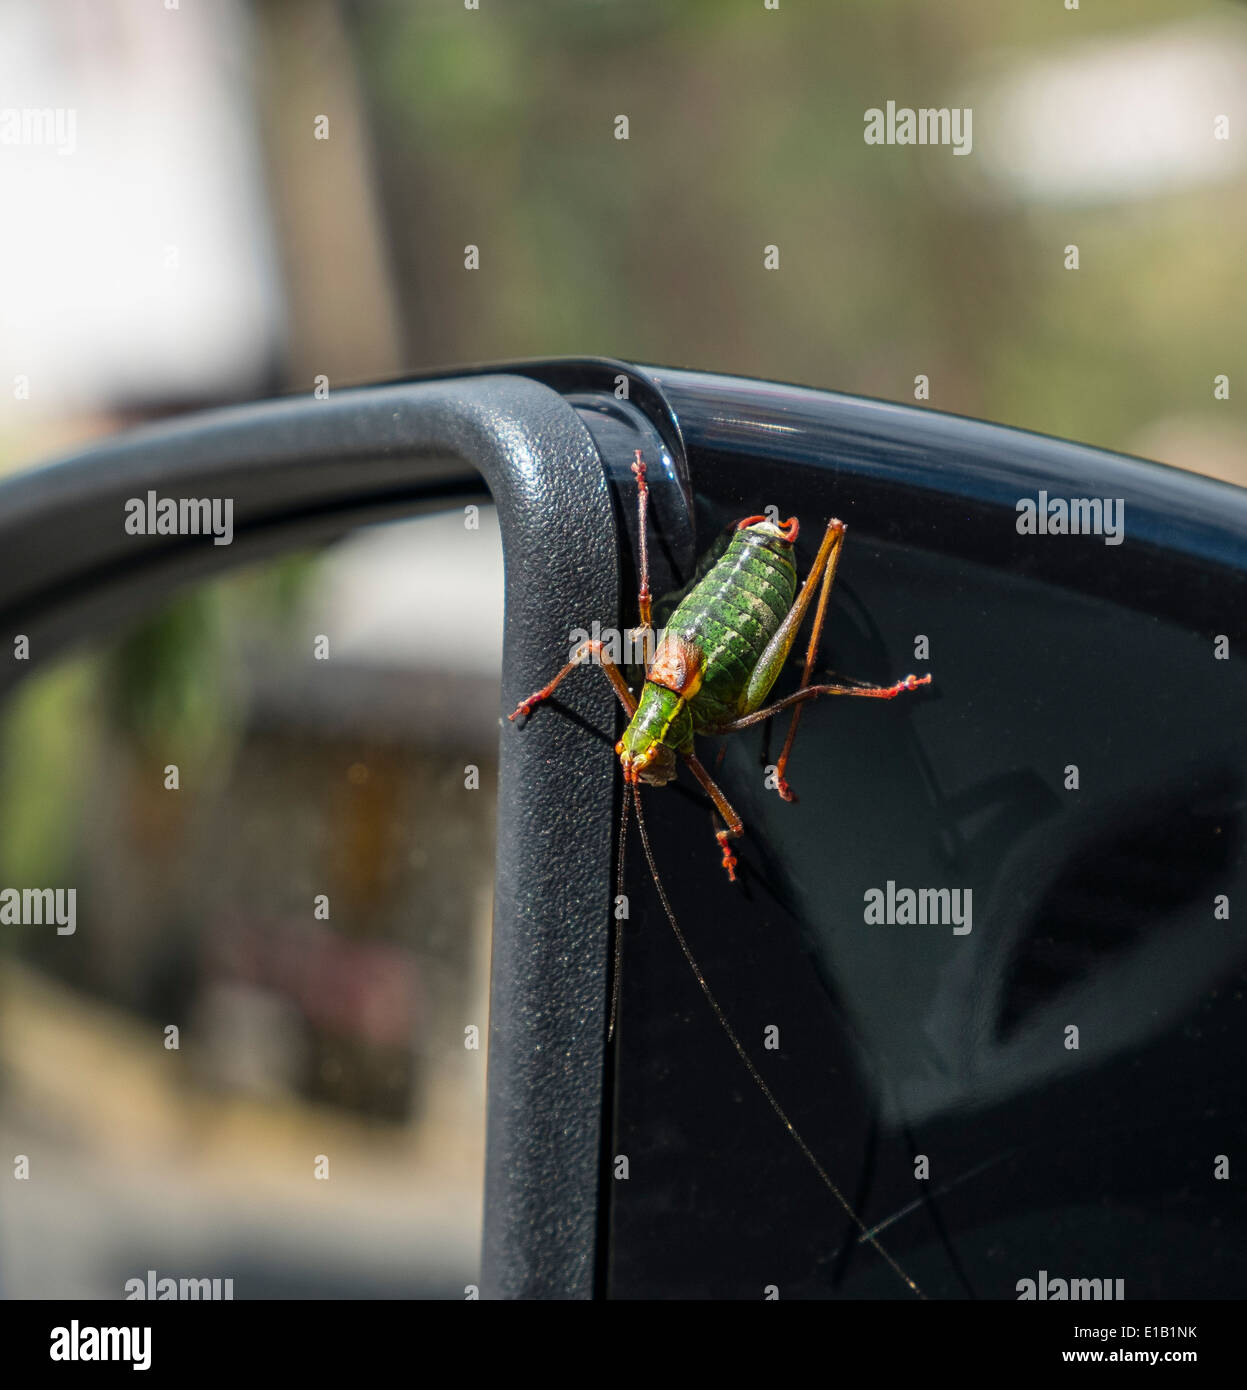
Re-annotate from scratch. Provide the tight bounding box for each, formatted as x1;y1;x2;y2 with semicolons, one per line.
604;393;1247;1299
0;507;502;1299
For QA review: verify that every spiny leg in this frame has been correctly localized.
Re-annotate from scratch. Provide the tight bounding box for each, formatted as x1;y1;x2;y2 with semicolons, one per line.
517;449;656;718
508;639;638;721
712;673;932;735
772;517;849;801
631;450;655;664
668;518;852;872
683;750;745;882
742;518;847;708
734;517;847;801
607;780;633;1043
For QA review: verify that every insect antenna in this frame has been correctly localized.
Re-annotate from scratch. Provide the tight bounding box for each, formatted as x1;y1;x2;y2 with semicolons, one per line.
607;780;632;1042
629;781;926;1299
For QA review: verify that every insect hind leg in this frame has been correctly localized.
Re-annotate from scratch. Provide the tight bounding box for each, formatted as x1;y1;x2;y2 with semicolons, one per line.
732;518;847;801
770;518;847;801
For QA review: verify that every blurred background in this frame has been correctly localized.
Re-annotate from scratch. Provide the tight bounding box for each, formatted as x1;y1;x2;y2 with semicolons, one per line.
0;0;1243;1296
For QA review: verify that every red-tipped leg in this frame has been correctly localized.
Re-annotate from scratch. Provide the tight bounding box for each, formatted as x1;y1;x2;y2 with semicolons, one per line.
711;671;933;801
507;640;640;722
716;830;738;883
854;672;931;698
508;673;568;721
771;672;930;799
632;450;653;633
737;516;848;806
682;751;744;884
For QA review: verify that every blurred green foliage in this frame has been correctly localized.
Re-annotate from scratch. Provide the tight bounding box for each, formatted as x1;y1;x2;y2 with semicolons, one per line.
354;0;1246;467
101;554;316;767
105;586;233;766
0;656;96;903
2;0;1242;937
0;555;318;913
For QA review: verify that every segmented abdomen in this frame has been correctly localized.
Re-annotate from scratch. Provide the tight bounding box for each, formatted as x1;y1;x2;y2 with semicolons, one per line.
666;529;797;730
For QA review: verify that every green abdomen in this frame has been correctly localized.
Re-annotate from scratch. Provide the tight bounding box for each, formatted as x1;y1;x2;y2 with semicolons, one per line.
667;529;797;729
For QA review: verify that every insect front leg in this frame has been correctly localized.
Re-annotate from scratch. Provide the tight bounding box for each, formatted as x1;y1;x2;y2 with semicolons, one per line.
629;449;657;670
508;640;638;721
683;750;745;882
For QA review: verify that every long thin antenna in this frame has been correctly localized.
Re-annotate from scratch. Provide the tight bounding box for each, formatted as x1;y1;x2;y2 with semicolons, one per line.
630;782;925;1299
607;780;632;1042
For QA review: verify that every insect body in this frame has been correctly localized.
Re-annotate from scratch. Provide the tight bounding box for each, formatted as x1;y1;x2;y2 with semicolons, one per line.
508;451;932;1296
512;452;930;880
616;517;799;783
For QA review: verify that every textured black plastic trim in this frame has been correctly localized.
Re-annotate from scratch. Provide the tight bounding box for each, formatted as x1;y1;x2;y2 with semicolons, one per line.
0;374;621;1298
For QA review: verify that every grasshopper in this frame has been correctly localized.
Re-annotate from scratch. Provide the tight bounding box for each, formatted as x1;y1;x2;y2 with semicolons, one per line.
511;451;930;878
509;450;931;1296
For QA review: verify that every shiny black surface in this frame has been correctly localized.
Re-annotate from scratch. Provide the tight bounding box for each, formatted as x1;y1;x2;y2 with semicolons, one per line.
607;368;1247;1298
8;357;1242;1299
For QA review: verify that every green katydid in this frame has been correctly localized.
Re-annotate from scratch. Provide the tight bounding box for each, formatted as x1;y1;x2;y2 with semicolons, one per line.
509;450;931;1297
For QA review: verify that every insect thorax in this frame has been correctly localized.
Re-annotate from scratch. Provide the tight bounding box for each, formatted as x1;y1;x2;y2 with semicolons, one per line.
617;682;691;782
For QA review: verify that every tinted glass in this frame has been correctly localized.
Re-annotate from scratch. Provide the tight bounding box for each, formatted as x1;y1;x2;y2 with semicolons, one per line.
606;372;1247;1298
